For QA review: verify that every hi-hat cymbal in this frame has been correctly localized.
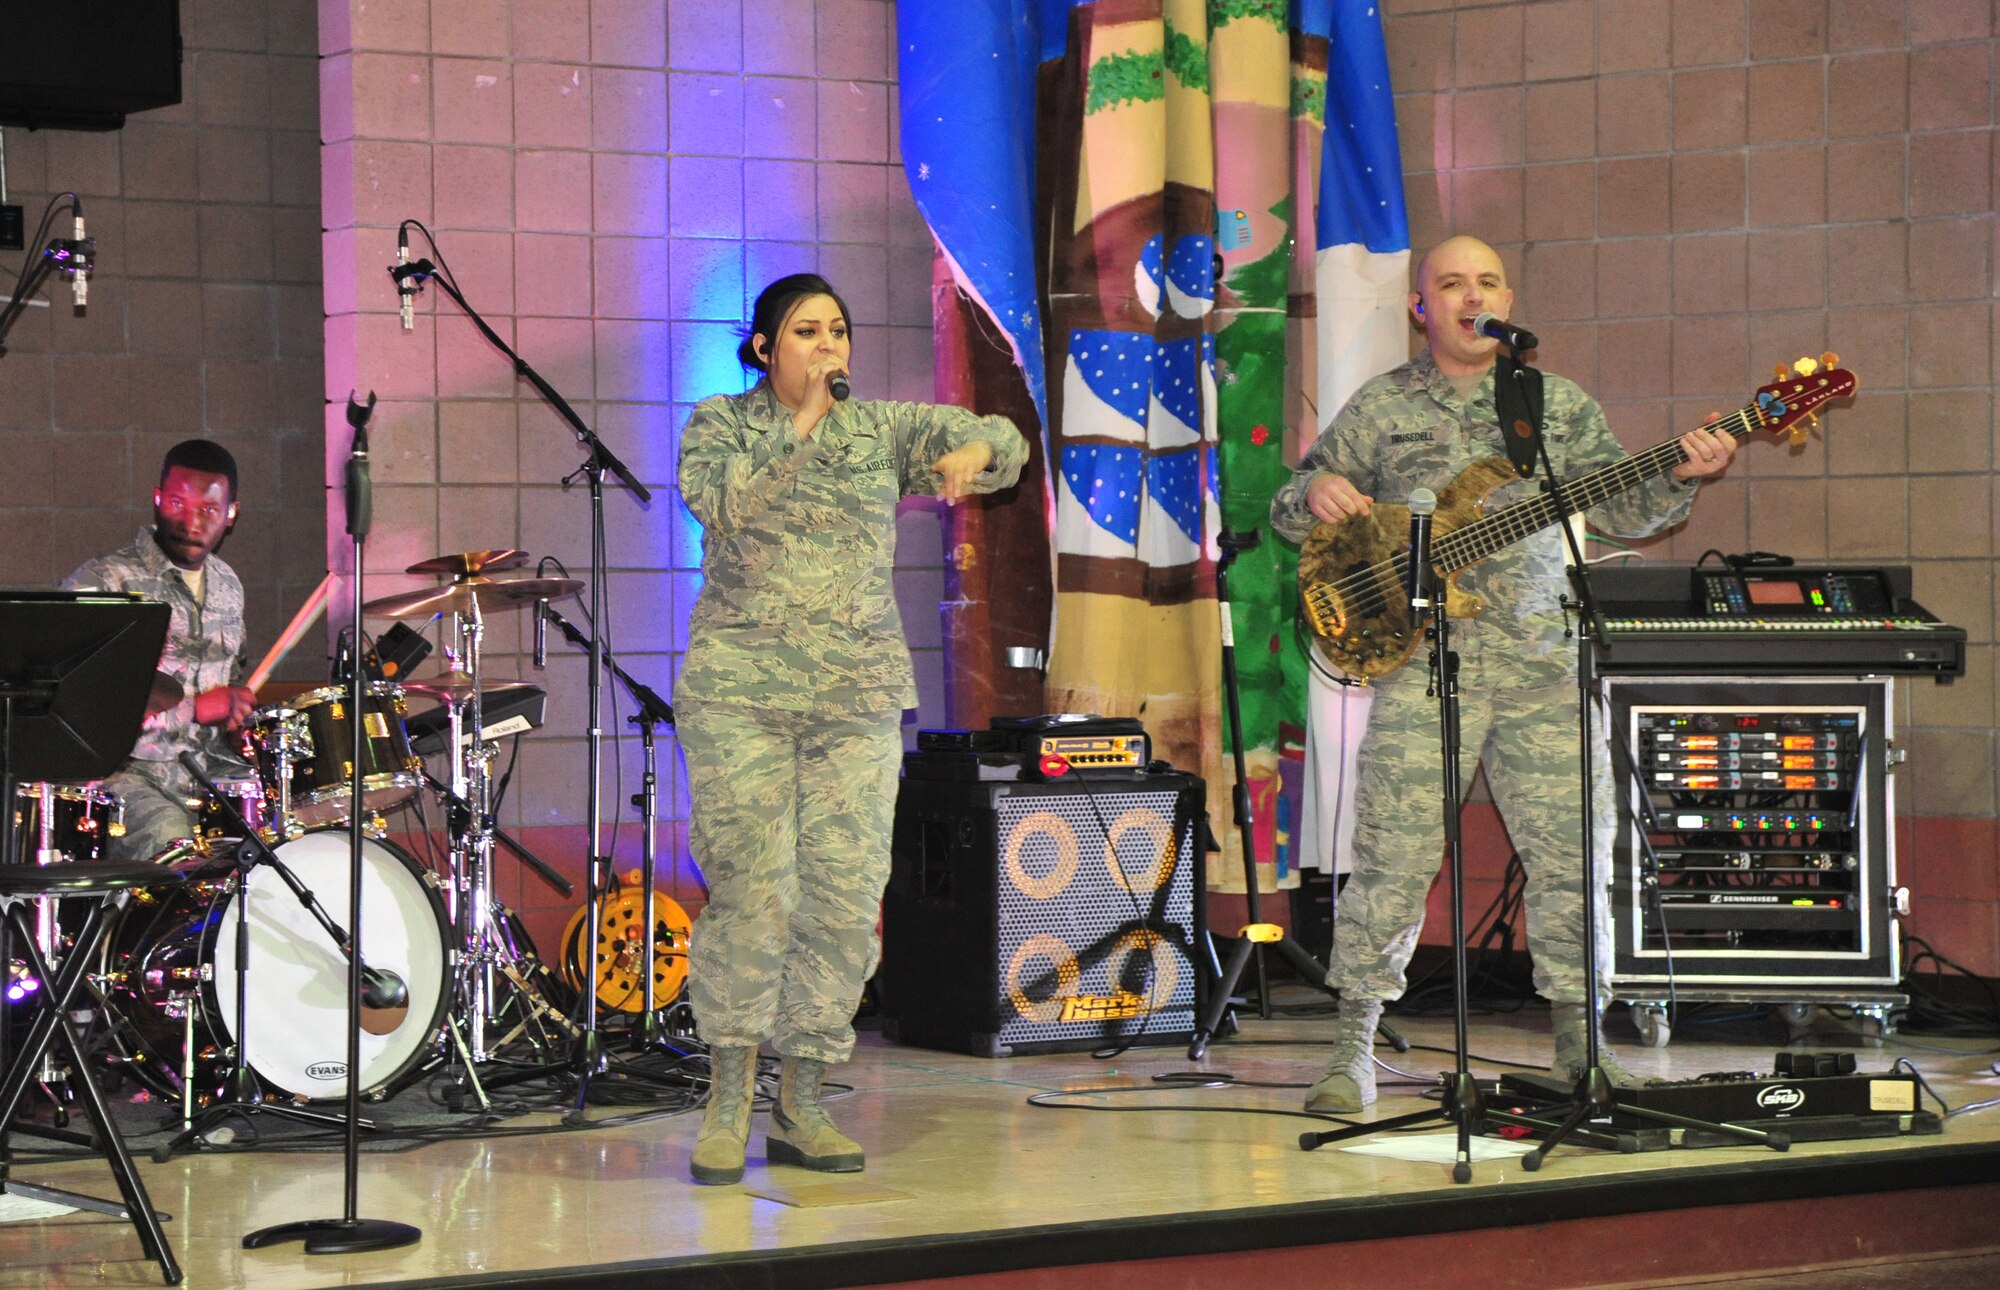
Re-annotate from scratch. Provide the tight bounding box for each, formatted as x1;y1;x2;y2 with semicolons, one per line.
403;673;534;702
405;549;527;577
147;671;185;718
361;577;581;620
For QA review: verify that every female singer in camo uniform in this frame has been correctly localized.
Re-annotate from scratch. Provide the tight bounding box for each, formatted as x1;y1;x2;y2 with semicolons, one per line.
676;273;1027;1184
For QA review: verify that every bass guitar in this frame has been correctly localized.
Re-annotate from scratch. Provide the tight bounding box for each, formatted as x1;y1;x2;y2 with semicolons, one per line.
1297;357;1857;680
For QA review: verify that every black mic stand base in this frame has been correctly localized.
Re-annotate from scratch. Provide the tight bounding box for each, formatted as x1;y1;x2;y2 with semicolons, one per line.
152;1097;359;1164
243;1217;422;1255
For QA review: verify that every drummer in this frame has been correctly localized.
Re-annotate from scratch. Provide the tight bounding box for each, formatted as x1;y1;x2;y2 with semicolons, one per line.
61;439;257;861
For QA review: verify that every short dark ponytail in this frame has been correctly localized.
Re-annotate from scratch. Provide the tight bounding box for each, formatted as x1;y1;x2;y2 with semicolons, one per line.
739;273;851;373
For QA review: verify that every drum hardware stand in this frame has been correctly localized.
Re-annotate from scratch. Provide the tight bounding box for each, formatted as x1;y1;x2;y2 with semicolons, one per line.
243;390;420;1255
424;768;575;1068
152;756;366;1162
439;1015;491;1114
420;594;574;1069
391;225;652;1123
446;594;506;1063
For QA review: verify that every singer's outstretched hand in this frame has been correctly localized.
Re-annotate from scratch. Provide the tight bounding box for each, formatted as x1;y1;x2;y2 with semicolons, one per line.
931;442;995;501
1305;471;1374;525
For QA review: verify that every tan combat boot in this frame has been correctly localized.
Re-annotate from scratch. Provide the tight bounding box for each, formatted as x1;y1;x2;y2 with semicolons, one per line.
767;1055;864;1172
1552;1003;1642;1087
1305;998;1384;1113
690;1045;759;1185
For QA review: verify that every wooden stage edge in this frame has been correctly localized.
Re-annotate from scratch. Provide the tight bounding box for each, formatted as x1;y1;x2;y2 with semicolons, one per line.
359;1137;2000;1290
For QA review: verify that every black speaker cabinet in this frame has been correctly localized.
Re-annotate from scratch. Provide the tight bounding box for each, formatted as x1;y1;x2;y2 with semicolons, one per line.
0;1;182;131
882;766;1205;1057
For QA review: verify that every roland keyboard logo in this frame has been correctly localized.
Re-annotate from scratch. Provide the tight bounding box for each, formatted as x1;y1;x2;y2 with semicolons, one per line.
1756;1084;1805;1111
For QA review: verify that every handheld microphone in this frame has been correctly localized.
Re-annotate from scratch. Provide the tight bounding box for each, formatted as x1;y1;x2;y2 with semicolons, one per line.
532;598;549;669
1404;487;1437;612
1472;312;1537;352
828;372;850;401
396;230;414;331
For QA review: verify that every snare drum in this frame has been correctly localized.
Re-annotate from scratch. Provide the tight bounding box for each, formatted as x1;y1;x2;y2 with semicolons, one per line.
11;781;122;864
247;684;421;829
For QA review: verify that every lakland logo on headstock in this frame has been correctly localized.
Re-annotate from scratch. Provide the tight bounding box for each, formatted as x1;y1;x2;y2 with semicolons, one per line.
1297;355;1859;680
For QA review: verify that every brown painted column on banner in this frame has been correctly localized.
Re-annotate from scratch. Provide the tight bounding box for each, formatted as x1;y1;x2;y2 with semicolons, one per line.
930;246;1052;730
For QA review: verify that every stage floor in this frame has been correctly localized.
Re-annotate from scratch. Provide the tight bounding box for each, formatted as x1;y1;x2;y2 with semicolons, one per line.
4;1001;1999;1289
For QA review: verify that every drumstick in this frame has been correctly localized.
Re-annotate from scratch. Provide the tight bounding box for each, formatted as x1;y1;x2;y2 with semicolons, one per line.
246;572;335;693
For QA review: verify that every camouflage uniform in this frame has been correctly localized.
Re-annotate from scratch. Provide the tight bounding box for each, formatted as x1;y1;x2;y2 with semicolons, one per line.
678;381;1026;1062
1271;352;1697;1007
62;529;251;861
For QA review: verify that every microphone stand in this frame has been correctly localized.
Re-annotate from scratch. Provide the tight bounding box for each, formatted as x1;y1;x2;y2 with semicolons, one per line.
538;604;689;1050
1298;492;1557;1178
1493;352;1777;1169
393;230;652;1121
244;392;421;1254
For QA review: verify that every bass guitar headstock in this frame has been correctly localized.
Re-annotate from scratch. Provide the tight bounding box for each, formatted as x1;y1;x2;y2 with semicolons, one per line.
1758;353;1857;447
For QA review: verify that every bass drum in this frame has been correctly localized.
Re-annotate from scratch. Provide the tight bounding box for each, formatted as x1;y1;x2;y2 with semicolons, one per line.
111;831;449;1102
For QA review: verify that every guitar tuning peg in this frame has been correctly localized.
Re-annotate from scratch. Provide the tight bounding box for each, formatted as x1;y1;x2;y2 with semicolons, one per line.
1793;356;1819;376
1788;424;1808;447
1773;363;1790;381
1820;351;1839;369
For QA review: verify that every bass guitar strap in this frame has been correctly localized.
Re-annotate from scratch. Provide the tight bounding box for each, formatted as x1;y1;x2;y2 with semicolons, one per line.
1493;356;1545;479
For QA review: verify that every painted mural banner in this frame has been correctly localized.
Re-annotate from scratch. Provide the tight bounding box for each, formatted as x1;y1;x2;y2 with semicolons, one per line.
899;0;1409;891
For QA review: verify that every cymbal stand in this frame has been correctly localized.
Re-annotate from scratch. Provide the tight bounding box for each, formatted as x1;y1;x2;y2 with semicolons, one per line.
449;596;500;1061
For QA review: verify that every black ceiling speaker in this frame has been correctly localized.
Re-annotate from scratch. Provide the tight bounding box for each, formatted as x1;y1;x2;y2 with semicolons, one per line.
0;0;182;131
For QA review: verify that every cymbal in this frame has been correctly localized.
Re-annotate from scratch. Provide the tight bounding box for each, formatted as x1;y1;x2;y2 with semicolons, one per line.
403;673;534;702
146;671;185;718
361;577;581;621
405;549;527;577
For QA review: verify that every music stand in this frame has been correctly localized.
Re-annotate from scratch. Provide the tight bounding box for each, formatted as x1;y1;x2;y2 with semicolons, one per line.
0;592;175;1279
0;591;168;873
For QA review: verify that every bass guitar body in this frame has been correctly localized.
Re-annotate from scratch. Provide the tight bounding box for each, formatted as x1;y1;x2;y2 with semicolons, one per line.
1295;358;1855;683
1296;456;1518;680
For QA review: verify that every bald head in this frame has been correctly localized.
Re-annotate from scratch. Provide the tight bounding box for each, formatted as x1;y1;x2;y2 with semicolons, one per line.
1414;236;1504;291
1409;236;1516;378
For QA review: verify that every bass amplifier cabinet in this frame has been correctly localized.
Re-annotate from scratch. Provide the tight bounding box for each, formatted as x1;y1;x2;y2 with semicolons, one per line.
882;765;1205;1057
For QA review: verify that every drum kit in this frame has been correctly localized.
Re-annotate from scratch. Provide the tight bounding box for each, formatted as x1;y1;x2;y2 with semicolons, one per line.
4;549;697;1126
